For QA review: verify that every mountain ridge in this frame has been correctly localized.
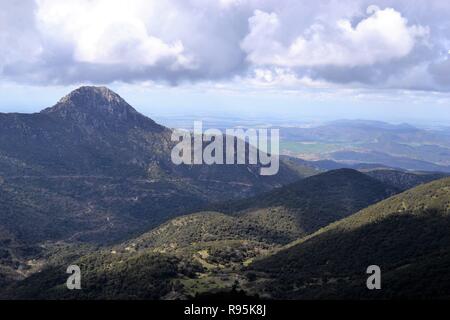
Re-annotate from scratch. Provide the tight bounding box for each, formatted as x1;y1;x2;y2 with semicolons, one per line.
249;176;450;299
41;86;165;133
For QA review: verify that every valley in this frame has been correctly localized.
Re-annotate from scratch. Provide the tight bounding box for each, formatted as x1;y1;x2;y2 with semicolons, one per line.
2;167;449;299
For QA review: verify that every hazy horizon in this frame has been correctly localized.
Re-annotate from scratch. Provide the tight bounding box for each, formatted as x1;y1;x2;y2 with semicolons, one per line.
1;1;449;127
0;84;448;129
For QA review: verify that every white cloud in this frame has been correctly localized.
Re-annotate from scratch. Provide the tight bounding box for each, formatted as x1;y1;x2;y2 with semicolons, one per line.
0;0;449;93
36;0;193;68
218;0;245;8
246;68;330;89
241;7;429;67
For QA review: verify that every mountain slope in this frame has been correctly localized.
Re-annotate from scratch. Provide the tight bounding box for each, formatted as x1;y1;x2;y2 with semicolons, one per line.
0;86;300;240
2;250;202;300
119;211;298;253
0;86;302;283
250;177;450;299
0;86;169;177
1;168;401;299
122;169;399;255
6;170;448;299
0;86;298;184
364;169;449;191
218;169;398;237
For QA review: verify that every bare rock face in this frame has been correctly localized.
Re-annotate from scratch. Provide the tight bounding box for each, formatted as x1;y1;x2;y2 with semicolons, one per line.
41;86;164;132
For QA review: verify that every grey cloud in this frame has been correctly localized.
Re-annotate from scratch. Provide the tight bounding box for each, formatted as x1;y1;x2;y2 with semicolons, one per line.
0;0;449;92
1;0;251;85
429;58;450;86
309;41;439;90
0;0;40;67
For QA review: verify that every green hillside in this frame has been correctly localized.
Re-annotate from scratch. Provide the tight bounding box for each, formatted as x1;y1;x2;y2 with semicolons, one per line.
364;169;449;191
4;173;450;299
1;169;402;299
222;168;398;237
250;177;450;299
2;250;202;300
117;169;400;255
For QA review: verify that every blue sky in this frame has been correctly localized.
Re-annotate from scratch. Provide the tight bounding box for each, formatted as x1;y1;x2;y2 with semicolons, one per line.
1;0;449;125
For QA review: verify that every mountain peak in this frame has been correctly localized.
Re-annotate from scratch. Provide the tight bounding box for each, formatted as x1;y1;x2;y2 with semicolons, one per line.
41;86;164;132
43;86;135;115
58;86;124;105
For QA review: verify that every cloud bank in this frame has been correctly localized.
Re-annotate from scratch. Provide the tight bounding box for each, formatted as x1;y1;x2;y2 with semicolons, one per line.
241;7;428;67
1;0;450;92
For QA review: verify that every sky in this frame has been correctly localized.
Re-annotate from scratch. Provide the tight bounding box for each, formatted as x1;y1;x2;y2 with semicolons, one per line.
0;0;450;126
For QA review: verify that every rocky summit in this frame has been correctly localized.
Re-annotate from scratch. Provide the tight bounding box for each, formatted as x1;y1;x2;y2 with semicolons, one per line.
41;86;164;132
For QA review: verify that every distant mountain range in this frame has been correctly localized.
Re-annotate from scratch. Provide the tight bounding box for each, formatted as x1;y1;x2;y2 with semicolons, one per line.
279;119;450;172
